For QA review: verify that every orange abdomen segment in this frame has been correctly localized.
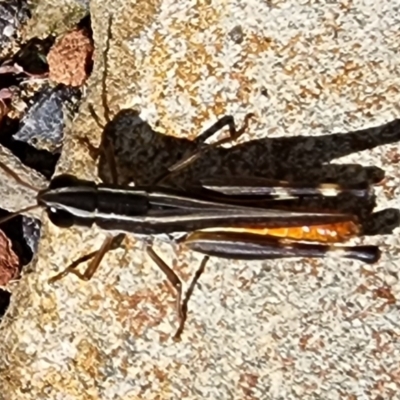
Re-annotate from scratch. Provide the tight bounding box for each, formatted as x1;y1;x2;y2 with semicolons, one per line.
201;221;360;243
260;221;360;242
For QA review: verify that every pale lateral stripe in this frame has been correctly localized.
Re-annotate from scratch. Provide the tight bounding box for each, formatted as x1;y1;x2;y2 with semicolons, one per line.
46;200;352;224
203;184;369;197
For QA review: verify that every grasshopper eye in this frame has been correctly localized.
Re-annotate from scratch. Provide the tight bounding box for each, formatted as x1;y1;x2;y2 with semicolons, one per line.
47;208;75;228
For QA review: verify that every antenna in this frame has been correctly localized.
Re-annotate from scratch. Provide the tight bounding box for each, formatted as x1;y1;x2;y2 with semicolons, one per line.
0;160;43;224
0;204;41;224
0;161;42;192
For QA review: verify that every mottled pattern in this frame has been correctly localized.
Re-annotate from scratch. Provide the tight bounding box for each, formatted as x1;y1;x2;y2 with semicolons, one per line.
0;230;19;286
1;1;400;399
22;0;88;39
47;27;93;87
14;85;81;152
0;0;29;52
0;144;48;218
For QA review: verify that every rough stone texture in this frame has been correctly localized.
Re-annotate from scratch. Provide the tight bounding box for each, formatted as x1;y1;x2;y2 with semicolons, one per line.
0;0;30;56
47;27;94;87
0;230;19;286
1;1;400;399
0;144;48;219
14;84;81;152
22;0;88;39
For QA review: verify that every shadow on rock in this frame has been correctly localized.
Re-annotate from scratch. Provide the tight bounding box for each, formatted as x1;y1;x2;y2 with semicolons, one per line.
93;108;400;238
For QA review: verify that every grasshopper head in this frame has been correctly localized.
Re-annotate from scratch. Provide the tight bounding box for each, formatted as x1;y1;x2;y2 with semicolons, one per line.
37;174;96;228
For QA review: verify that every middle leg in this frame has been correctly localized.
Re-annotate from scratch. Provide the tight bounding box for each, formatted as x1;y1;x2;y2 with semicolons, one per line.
146;243;210;339
154;113;255;185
